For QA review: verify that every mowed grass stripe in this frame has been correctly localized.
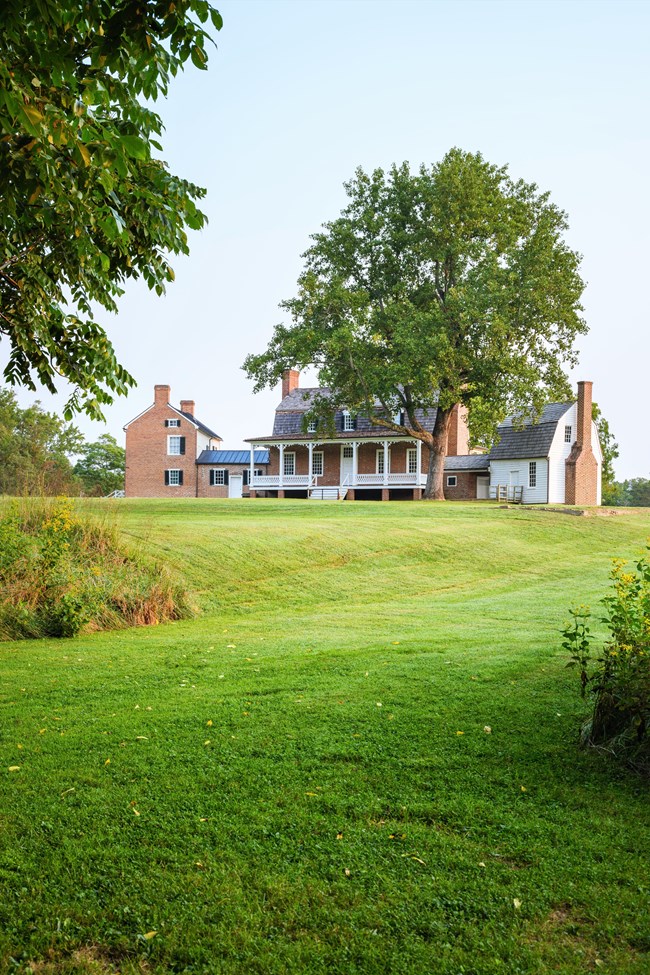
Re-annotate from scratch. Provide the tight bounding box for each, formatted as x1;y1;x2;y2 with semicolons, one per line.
1;500;649;975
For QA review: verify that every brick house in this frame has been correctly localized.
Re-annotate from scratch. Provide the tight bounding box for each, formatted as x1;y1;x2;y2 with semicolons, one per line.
245;370;487;500
124;385;268;498
245;372;601;504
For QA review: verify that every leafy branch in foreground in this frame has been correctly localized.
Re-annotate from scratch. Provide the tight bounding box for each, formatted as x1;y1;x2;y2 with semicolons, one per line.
0;0;222;418
563;544;650;773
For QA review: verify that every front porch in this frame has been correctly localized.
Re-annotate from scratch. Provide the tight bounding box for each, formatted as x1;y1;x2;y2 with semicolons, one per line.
247;438;427;498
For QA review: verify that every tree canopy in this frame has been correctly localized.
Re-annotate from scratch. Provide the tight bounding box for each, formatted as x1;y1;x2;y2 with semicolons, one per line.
0;385;83;494
73;433;125;496
0;0;221;419
244;149;587;499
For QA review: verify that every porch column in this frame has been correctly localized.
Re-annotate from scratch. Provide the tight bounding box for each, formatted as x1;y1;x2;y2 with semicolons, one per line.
249;444;255;491
279;444;285;489
383;440;389;486
352;441;359;486
416;439;422;485
308;442;314;483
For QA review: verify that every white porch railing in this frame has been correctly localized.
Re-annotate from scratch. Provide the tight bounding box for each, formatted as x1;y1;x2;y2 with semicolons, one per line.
251;472;425;489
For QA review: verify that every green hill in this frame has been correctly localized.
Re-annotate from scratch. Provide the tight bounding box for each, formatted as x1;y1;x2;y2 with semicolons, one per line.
1;500;649;975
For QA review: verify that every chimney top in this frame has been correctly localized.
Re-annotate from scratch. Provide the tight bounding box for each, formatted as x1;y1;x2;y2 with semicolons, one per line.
282;369;300;399
180;399;195;417
154;384;171;406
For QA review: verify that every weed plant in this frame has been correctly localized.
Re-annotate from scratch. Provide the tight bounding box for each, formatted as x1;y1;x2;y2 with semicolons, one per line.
0;498;191;640
564;541;650;772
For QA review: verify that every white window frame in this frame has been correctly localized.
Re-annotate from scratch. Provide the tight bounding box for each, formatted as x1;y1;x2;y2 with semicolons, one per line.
446;475;457;487
342;445;354;459
312;451;324;477
168;435;182;455
564;425;572;443
167;469;181;486
211;469;226;486
529;461;537;488
376;448;391;474
406;448;417;474
307;420;317;434
342;411;355;432
166;418;180;428
283;451;296;476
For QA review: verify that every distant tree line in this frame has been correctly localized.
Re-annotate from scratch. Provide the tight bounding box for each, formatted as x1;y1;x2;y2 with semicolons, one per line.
603;478;650;508
0;387;124;496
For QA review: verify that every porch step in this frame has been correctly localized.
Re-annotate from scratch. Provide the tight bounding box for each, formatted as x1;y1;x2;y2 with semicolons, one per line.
309;487;345;501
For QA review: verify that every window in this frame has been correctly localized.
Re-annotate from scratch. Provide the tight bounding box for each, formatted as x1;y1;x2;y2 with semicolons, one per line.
407;448;418;474
529;461;537;488
165;418;180;428
446;475;457;487
393;410;404;425
165;469;183;486
342;411;355;432
243;468;264;486
210;469;227;486
343;445;354;459
312;451;324;476
283;452;296;476
307;420;317;434
564;425;572;443
376;448;391;474
168;435;185;455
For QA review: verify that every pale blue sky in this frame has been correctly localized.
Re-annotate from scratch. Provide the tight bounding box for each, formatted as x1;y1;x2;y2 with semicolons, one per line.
10;0;650;478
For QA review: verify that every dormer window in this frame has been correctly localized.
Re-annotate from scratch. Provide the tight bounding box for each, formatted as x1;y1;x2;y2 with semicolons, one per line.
307;420;317;434
342;411;355;432
564;425;572;443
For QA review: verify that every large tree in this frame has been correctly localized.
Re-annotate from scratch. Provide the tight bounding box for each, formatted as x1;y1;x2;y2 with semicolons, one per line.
244;150;587;499
0;0;221;419
73;433;125;496
0;386;83;494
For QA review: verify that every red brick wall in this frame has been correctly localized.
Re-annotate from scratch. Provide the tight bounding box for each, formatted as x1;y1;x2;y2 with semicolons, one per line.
125;393;198;497
443;471;478;500
565;381;599;506
196;463;261;498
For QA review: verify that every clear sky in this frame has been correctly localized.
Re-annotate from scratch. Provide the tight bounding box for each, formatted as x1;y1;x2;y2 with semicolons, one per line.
9;0;650;478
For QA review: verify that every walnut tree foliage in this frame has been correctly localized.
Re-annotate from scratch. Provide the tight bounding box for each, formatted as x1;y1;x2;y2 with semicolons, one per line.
244;150;587;499
0;0;222;419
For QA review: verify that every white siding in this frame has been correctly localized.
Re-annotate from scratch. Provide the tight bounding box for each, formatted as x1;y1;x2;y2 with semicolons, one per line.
489;458;549;503
547;407;603;505
196;430;212;456
547;404;574;504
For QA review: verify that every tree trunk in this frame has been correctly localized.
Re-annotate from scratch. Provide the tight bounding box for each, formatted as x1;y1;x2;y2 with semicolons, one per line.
423;406;453;500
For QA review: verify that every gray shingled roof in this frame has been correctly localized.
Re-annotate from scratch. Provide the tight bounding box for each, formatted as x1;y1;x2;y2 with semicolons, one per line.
444;454;490;471
489;402;571;460
249;387;439;441
197;450;269;465
178;411;222;441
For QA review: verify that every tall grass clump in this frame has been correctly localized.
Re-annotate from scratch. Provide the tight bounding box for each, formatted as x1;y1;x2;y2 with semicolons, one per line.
0;498;192;640
564;540;650;774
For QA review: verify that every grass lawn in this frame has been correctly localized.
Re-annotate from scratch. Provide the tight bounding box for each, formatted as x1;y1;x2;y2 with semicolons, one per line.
1;500;649;975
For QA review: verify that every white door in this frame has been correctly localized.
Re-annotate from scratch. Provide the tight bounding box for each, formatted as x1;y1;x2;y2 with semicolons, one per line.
228;474;243;498
341;445;354;483
476;476;489;500
509;470;520;486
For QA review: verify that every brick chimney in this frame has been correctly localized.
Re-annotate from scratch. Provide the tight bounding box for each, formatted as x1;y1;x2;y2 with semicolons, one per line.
180;399;195;417
446;403;470;456
565;381;599;505
154;384;171;407
282;369;300;399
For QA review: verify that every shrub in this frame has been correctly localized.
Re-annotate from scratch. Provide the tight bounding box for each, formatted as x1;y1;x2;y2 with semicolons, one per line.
563;542;650;773
0;498;192;640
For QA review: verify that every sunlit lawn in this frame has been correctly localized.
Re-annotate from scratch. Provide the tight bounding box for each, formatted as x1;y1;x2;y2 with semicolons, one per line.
1;500;649;974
